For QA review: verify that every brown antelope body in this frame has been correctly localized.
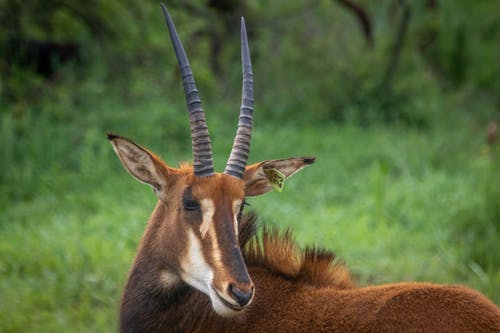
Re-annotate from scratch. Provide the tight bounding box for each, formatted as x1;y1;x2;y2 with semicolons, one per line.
108;4;500;332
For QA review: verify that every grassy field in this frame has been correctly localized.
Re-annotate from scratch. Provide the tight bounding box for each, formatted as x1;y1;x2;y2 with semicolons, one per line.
0;91;498;331
1;1;499;331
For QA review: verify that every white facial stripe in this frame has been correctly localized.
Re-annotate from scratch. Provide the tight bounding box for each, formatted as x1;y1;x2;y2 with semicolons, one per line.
180;229;213;295
210;219;222;267
232;199;242;237
181;223;238;317
200;199;215;239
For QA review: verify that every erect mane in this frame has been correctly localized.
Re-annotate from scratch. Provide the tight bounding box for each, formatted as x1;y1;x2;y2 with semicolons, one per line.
238;213;354;289
177;161;194;171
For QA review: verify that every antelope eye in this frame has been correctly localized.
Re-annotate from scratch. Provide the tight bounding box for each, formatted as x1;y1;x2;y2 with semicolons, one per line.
182;187;200;211
183;199;200;211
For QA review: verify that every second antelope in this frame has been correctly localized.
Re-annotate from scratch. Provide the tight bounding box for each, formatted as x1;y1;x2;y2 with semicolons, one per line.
108;4;500;332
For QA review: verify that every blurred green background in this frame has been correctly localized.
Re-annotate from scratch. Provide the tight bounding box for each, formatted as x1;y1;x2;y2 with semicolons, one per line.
1;0;499;331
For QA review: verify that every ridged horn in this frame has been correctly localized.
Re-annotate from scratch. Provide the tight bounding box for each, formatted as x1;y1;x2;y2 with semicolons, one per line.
161;3;214;177
224;17;254;179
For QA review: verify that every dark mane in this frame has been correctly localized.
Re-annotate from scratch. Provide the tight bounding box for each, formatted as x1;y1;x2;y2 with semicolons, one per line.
238;213;354;289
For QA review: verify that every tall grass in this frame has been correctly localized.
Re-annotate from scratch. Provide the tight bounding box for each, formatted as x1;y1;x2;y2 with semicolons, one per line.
1;83;498;331
1;2;499;330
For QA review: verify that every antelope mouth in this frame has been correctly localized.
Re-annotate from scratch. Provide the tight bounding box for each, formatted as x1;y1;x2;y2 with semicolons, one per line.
211;285;244;312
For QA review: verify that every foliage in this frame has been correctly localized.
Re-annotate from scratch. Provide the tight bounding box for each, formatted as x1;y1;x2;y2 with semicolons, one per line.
0;0;499;331
2;1;498;122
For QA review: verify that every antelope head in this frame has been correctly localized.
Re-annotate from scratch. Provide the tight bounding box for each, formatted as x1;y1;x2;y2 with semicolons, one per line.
109;4;314;317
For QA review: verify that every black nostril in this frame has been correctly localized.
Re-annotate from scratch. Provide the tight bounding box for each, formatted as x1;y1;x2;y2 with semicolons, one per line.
229;284;254;307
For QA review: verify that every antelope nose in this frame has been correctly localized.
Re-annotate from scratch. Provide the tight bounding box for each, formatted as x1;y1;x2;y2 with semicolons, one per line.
228;283;254;307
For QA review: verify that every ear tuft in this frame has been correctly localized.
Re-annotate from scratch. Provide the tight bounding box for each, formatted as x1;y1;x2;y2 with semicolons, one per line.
303;157;316;165
107;132;121;141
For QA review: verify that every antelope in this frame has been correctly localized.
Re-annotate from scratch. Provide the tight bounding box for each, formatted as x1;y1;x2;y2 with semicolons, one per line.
108;4;500;332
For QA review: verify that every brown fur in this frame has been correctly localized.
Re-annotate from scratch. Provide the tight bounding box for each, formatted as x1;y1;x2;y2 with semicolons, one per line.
111;9;500;330
121;212;500;332
241;217;354;289
109;136;499;332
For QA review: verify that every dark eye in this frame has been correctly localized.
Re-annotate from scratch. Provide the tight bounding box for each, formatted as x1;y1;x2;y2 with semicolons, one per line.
183;199;200;211
182;187;200;211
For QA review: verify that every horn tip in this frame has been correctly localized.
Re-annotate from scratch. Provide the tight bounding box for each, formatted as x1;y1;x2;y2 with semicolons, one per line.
160;2;170;20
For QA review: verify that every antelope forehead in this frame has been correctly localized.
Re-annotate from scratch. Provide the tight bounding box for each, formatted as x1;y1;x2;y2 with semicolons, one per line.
199;197;241;237
200;199;215;238
199;197;242;216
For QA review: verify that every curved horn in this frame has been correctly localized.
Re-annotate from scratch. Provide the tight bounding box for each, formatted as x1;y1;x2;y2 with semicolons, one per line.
161;3;214;177
224;17;254;178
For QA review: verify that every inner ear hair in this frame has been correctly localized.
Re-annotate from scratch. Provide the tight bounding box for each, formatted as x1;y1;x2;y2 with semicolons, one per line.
262;157;316;178
108;133;165;190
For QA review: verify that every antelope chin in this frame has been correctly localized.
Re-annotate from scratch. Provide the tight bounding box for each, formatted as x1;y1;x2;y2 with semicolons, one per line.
209;286;245;317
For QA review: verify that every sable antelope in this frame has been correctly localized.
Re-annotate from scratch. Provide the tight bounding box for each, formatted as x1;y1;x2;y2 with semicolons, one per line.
108;4;500;332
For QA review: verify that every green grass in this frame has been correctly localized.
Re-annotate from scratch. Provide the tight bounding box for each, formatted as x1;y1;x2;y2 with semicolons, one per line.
1;1;499;330
1;94;498;331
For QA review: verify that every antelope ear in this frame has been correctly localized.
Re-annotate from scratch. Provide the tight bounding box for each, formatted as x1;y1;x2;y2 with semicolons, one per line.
243;157;315;196
107;133;170;196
